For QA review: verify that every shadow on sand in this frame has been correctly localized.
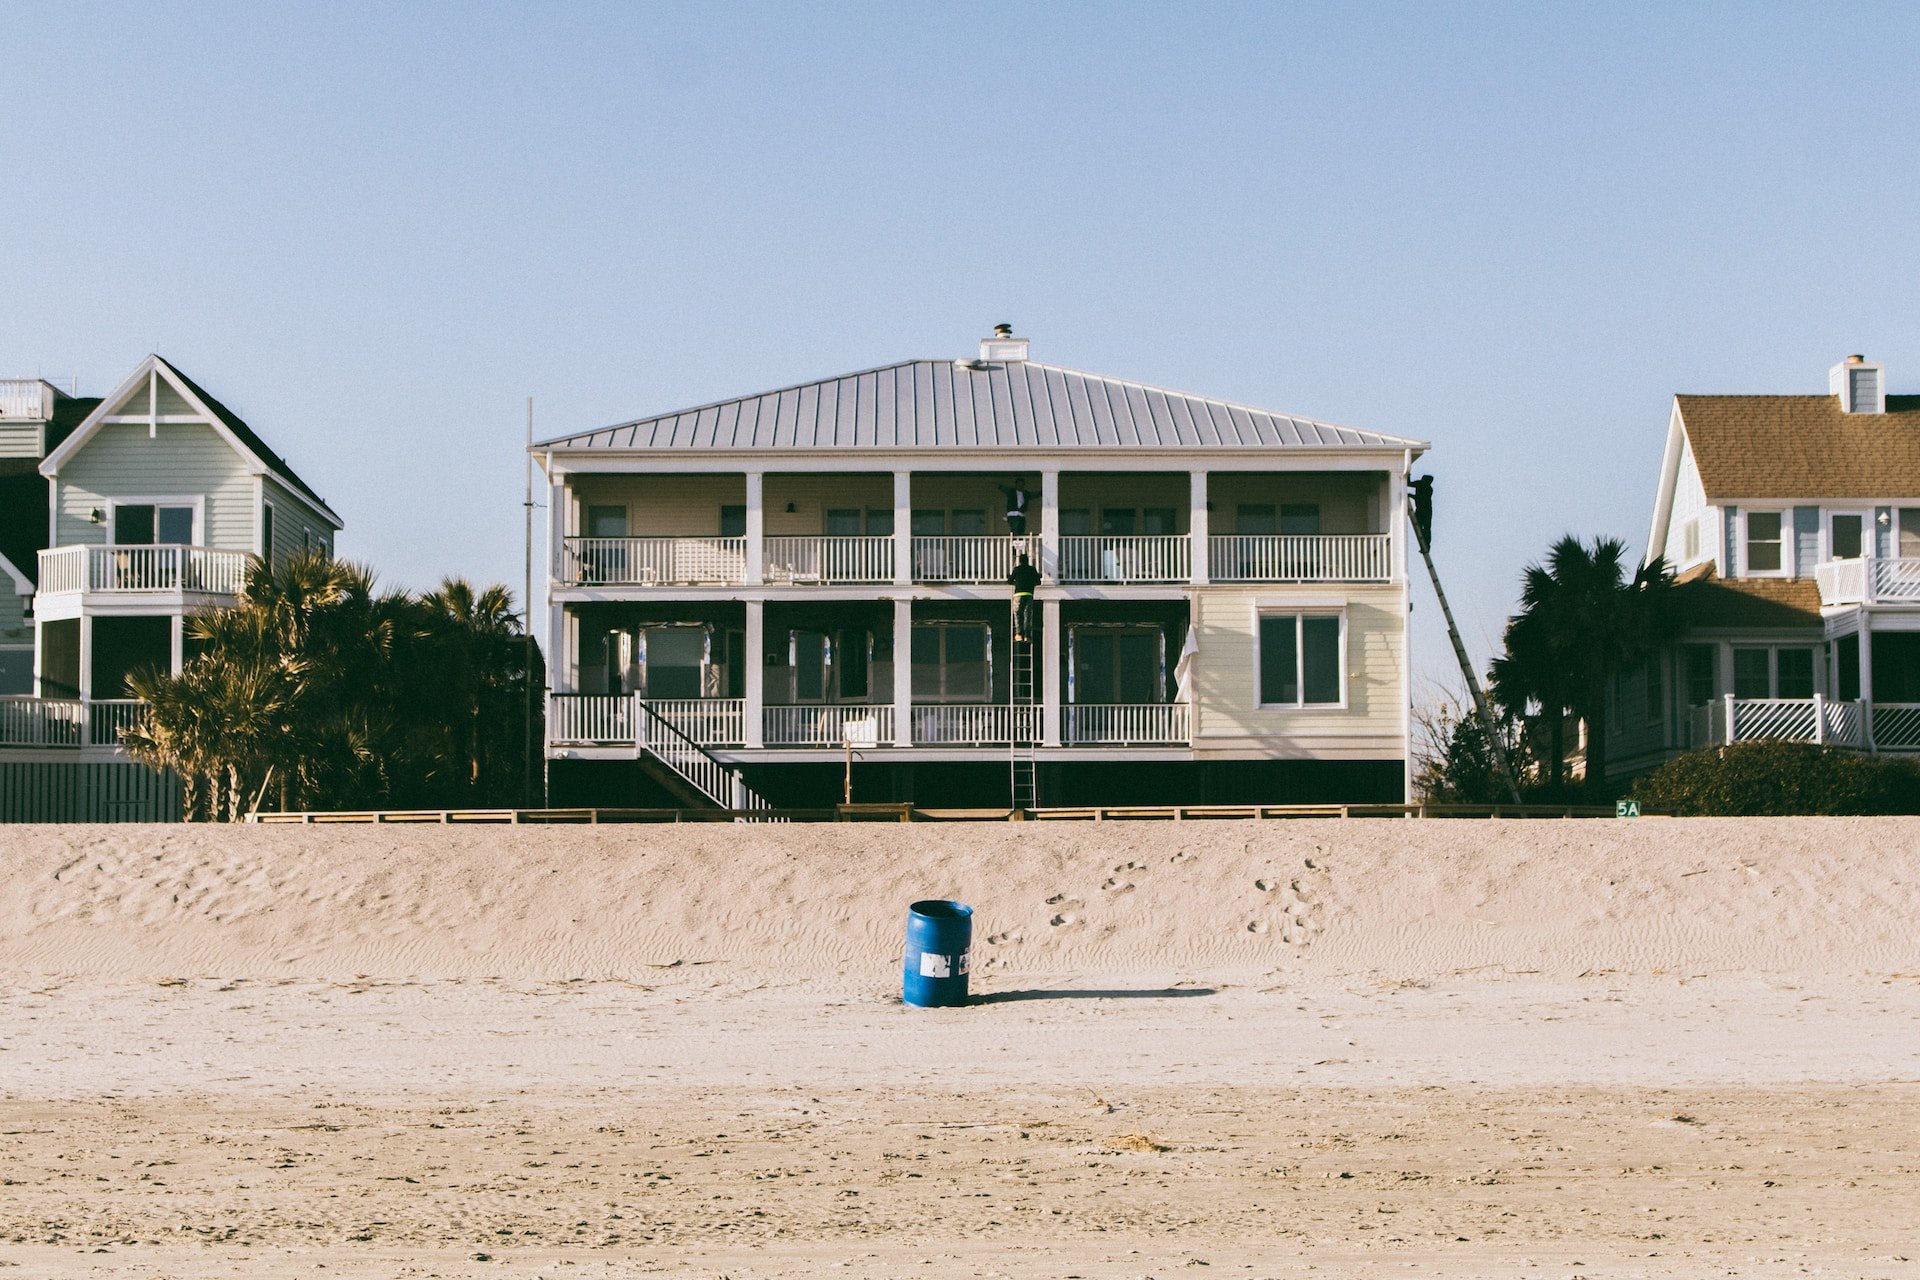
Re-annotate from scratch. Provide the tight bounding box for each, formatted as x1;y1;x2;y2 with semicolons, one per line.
969;986;1218;1005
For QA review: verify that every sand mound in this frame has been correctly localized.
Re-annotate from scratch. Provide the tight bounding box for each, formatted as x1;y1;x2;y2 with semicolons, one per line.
2;817;1914;980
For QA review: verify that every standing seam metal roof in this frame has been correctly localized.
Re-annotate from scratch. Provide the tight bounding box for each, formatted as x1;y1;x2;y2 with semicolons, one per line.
540;360;1426;453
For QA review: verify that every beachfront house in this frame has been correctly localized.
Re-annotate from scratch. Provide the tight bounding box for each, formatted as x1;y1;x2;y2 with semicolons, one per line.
534;328;1426;810
1604;353;1920;779
0;356;340;819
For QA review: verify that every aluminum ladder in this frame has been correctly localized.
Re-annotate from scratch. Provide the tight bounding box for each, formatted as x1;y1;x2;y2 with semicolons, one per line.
1009;598;1038;812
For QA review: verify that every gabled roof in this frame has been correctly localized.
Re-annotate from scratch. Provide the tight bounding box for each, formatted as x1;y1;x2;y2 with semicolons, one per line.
45;396;103;452
1671;567;1823;631
41;356;341;529
1676;393;1920;500
540;359;1426;454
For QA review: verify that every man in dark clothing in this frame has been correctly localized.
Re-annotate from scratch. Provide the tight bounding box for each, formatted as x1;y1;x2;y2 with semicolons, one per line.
999;479;1030;537
1008;553;1041;642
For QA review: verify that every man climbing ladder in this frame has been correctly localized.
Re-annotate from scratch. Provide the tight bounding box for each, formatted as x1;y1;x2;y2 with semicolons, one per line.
1008;553;1041;642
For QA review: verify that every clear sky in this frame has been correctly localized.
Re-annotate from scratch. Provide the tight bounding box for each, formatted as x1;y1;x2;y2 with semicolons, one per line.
6;2;1917;697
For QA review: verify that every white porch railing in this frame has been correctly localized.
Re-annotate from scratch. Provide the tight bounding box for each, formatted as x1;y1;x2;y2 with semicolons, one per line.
1064;702;1191;744
763;536;895;585
634;698;771;812
1870;703;1920;749
645;698;746;746
764;704;895;746
1209;534;1391;583
547;694;634;744
561;536;747;586
1056;535;1190;584
911;703;1038;745
912;536;1018;584
37;545;251;595
0;696;85;747
1694;695;1871;749
0;379;54;420
88;699;145;747
1815;556;1920;606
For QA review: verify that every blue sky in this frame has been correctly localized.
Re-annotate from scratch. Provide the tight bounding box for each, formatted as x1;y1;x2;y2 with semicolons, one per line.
5;2;1917;696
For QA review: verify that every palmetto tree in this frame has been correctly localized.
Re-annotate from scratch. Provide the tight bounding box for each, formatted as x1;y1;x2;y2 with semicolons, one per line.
1496;536;1675;797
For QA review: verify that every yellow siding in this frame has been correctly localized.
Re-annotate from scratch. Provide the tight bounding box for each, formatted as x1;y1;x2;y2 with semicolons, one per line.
571;475;748;536
1058;473;1191;528
1206;471;1385;534
1189;585;1406;757
763;474;893;534
57;422;255;549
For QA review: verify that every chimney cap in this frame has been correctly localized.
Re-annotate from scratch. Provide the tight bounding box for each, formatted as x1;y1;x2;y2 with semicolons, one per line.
994;323;1014;338
978;325;1029;364
1848;353;1866;364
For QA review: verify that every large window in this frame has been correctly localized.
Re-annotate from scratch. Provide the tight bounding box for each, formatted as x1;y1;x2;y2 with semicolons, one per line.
1070;626;1162;705
586;505;626;538
113;502;194;546
1279;503;1321;535
1745;511;1783;573
911;623;989;702
1258;613;1343;707
639;627;704;700
1903;510;1920;559
1831;513;1863;560
1732;645;1818;700
1777;648;1815;700
1732;648;1771;699
1683;645;1716;706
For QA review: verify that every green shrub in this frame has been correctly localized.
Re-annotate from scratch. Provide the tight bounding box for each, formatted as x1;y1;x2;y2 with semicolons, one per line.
1633;741;1920;816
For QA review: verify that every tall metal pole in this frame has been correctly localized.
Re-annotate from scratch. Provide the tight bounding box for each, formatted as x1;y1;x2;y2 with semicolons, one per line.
524;398;538;808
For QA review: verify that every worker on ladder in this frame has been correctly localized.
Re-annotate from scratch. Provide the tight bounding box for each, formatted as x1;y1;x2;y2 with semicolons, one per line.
1008;553;1041;643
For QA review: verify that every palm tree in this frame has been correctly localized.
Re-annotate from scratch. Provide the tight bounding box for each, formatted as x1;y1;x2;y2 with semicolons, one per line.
1498;536;1675;797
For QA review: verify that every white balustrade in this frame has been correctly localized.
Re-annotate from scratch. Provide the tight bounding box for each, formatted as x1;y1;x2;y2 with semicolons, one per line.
1208;534;1391;583
1815;558;1867;606
763;536;895;585
547;694;634;744
563;537;747;586
763;704;896;746
0;697;85;747
1870;703;1920;749
1063;702;1191;744
1729;697;1818;743
644;698;745;746
912;536;1019;584
36;545;249;595
1055;535;1190;584
1824;698;1866;748
1815;557;1920;606
910;703;1039;745
0;380;53;420
88;699;146;747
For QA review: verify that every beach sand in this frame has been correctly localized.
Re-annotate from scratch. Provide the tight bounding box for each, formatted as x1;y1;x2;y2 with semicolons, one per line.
0;818;1915;1277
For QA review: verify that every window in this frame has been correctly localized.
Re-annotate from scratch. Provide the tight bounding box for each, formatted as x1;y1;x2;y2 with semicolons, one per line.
1683;645;1716;706
911;623;989;702
1099;509;1136;536
1236;504;1277;535
911;510;947;537
719;505;746;538
1745;511;1783;573
639;627;704;700
1901;509;1920;558
950;509;987;536
1258;613;1342;707
586;505;627;538
825;509;863;537
1831;514;1863;560
864;508;893;536
1836;634;1861;701
1732;648;1771;699
1280;503;1321;535
1681;518;1700;563
1070;626;1163;704
1777;648;1815;700
1059;509;1092;537
113;503;194;546
261;501;275;559
0;647;30;696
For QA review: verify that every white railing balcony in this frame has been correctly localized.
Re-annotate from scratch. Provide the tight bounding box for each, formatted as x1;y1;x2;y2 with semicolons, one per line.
764;704;895;746
37;545;251;596
1695;695;1868;749
763;536;895;585
547;693;635;745
1056;535;1190;584
0;380;55;420
643;698;745;746
1209;534;1391;583
0;696;85;747
910;703;1039;745
1064;702;1191;744
1815;556;1920;607
912;536;1019;584
88;699;145;747
562;536;747;586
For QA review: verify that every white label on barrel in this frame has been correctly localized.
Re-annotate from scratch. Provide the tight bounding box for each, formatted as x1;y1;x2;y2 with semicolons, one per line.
919;953;952;978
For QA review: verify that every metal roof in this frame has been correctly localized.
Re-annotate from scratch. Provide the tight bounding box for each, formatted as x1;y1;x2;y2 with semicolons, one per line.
540;359;1426;454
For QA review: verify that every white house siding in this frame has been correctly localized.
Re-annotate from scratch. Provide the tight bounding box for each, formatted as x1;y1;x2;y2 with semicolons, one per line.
56;422;255;549
0;422;43;458
1189;585;1406;759
1663;442;1709;572
262;477;333;562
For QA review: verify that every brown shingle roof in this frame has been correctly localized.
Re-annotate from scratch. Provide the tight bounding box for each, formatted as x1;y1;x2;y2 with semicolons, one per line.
1672;573;1823;632
1677;393;1920;500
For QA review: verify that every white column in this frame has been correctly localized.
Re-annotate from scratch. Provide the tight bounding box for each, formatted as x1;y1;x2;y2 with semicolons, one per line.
1188;468;1209;585
1042;597;1062;747
893;470;912;585
1389;461;1410;582
548;480;567;580
169;615;185;675
744;472;765;586
77;615;93;703
1039;469;1060;583
553;604;574;693
744;599;765;748
892;597;913;746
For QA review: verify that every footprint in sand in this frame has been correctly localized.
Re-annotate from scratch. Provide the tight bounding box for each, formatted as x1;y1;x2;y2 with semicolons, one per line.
986;930;1023;945
1170;850;1193;864
1050;913;1077;927
1100;877;1135;893
1247;920;1269;934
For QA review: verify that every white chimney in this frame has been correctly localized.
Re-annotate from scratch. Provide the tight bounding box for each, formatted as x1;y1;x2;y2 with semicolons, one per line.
978;323;1029;364
1830;353;1885;414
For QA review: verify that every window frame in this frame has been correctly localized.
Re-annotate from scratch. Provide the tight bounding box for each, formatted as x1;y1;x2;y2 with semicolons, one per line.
1065;623;1167;706
1253;607;1348;710
1826;509;1869;562
1741;509;1786;577
910;621;993;704
109;496;203;547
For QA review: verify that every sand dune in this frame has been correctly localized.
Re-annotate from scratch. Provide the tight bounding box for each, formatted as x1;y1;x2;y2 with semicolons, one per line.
1;818;1916;1278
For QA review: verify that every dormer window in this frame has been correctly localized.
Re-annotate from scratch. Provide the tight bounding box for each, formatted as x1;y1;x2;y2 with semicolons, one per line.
1745;511;1783;573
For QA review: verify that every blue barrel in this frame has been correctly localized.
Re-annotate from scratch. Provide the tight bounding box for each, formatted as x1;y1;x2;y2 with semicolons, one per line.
902;899;973;1007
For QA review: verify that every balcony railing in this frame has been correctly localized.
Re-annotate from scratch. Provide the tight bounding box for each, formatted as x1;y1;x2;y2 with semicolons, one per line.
547;694;634;744
1691;695;1870;749
1209;534;1391;583
912;536;1018;584
0;380;54;420
764;536;895;585
1815;557;1920;606
0;697;147;749
38;545;251;596
1064;702;1191;744
764;704;895;746
911;703;1039;745
561;536;748;586
1056;535;1190;584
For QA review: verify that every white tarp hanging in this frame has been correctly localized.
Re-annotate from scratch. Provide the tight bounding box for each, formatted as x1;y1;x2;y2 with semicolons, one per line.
1174;625;1200;704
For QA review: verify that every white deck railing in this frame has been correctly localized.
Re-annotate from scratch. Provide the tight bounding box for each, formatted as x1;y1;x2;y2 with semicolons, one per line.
1064;702;1190;744
911;703;1039;745
1815;557;1920;606
38;545;250;595
1056;535;1190;584
88;699;145;747
0;697;85;747
764;536;895;585
912;536;1018;584
764;704;895;746
547;694;634;744
1209;534;1391;583
1694;695;1873;749
645;698;746;746
0;380;54;420
561;536;747;586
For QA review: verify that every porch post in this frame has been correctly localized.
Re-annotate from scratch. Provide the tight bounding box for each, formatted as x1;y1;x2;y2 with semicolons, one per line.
892;597;913;746
893;470;912;586
1389;462;1410;583
1723;693;1736;744
744;599;765;748
1039;469;1061;583
77;615;92;703
548;479;567;580
1188;469;1209;585
744;472;765;586
1860;618;1875;750
1042;597;1062;747
169;615;184;675
1812;691;1826;745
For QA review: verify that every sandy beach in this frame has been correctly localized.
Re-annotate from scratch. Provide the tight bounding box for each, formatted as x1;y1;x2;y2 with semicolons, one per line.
1;819;1916;1277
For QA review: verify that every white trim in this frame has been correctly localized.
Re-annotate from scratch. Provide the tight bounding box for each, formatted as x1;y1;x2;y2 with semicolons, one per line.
1251;603;1350;711
108;496;206;546
1645;405;1686;566
1737;508;1789;578
0;551;32;599
1253;593;1349;609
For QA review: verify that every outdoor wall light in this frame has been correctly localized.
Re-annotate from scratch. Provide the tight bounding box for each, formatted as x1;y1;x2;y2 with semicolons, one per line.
785;501;797;513
89;508;104;524
1878;510;1893;527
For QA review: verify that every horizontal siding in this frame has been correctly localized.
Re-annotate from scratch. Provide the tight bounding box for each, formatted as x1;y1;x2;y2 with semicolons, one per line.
153;379;194;416
765;474;893;535
0;577;28;645
0;421;42;458
264;477;332;562
57;422;255;550
1207;471;1382;534
1190;586;1406;752
0;760;183;822
1664;444;1708;571
571;474;748;537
